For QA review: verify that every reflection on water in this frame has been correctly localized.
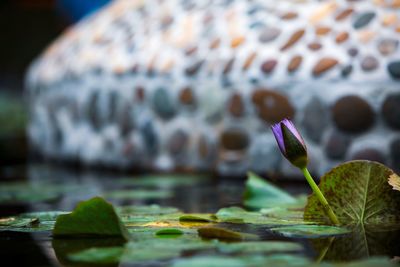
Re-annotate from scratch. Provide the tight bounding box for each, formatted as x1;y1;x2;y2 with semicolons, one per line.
0;164;399;266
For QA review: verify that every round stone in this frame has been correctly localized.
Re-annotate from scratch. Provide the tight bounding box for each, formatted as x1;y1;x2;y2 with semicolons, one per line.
258;27;281;43
260;59;278;74
168;130;189;155
152;88;176;120
332;95;375;133
353;12;376;29
387;61;400;79
351;148;386;164
324;131;351;159
287;55;302;73
382;94;400;129
348;47;359;57
220;128;250;151
390;138;400;173
228;93;245;117
361;55;379;71
179;87;196;107
280;29;305;51
378;39;398;56
302;97;329;143
252;89;295;123
313;58;339;76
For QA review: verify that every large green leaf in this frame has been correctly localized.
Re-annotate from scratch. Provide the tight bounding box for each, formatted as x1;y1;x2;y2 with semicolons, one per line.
304;161;400;225
53;197;129;240
244;172;298;209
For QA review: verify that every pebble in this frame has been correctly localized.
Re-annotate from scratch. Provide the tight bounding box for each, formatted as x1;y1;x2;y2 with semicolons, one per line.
315;26;331;36
341;65;353;77
381;94;400;129
179;87;196;107
302;97;329;143
168;130;189;155
335;31;349;43
280;29;305;51
185;60;204;76
252;89;295;123
388;61;400;79
220;128;250;151
325;131;351;159
378;39;399;56
361;56;379;71
242;52;257;70
228;93;245;117
287;55;302;73
259;27;281;43
312;58;339;76
260;59;278;74
332;95;375;133
152;88;176;120
335;8;353;21
353;12;376;29
308;42;322;51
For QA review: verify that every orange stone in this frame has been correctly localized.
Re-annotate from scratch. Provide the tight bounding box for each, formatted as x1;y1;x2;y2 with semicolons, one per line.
335;8;353;21
252;89;295;123
315;26;331;36
287;55;303;73
313;58;339;76
179;87;196;106
281;12;298;20
228;93;245;117
308;42;323;51
280;29;305;51
335;31;349;43
382;13;397;26
242;52;257;71
231;36;245;48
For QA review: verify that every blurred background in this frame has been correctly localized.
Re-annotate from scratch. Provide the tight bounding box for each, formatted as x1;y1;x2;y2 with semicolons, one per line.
0;0;110;166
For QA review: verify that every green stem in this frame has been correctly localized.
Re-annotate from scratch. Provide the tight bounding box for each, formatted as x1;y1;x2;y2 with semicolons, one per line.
301;167;340;225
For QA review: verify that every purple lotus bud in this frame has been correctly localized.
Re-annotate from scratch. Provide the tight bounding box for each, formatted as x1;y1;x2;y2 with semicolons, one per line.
271;119;308;169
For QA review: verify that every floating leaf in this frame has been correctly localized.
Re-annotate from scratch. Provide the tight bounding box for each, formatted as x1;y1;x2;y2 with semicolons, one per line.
68;247;123;264
198;227;258;241
244;172;298;209
304;161;400;225
271;225;350;238
0;211;66;232
179;214;217;222
103;189;172;200
53;197;129;240
216;207;313;226
117;174;206;188
155;228;184;236
171;254;311;267
216;241;303;254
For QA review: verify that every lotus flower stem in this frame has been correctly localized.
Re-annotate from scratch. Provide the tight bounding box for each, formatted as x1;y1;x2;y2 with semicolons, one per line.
301;167;340;225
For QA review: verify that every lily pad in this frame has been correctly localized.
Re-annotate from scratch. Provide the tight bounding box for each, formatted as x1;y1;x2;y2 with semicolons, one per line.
53;197;129;240
216;206;313;226
155;228;184;236
0;211;66;232
198;227;259;241
103;189;172;200
68;247;123;264
179;214;217;222
244;172;298;209
304;161;400;225
271;225;350;238
216;241;303;254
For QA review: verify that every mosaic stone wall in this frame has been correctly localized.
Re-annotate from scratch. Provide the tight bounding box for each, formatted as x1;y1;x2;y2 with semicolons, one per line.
26;0;400;176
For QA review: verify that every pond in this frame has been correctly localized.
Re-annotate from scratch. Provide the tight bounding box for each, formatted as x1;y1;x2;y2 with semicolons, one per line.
0;164;399;267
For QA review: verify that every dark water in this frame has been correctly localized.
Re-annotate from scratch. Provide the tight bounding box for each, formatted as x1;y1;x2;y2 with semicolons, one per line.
0;164;399;266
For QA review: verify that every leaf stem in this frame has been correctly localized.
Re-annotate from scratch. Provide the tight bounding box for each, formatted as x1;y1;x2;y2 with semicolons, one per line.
301;168;340;225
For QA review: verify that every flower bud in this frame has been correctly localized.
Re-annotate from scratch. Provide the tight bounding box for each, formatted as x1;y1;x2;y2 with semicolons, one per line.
271;119;308;169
